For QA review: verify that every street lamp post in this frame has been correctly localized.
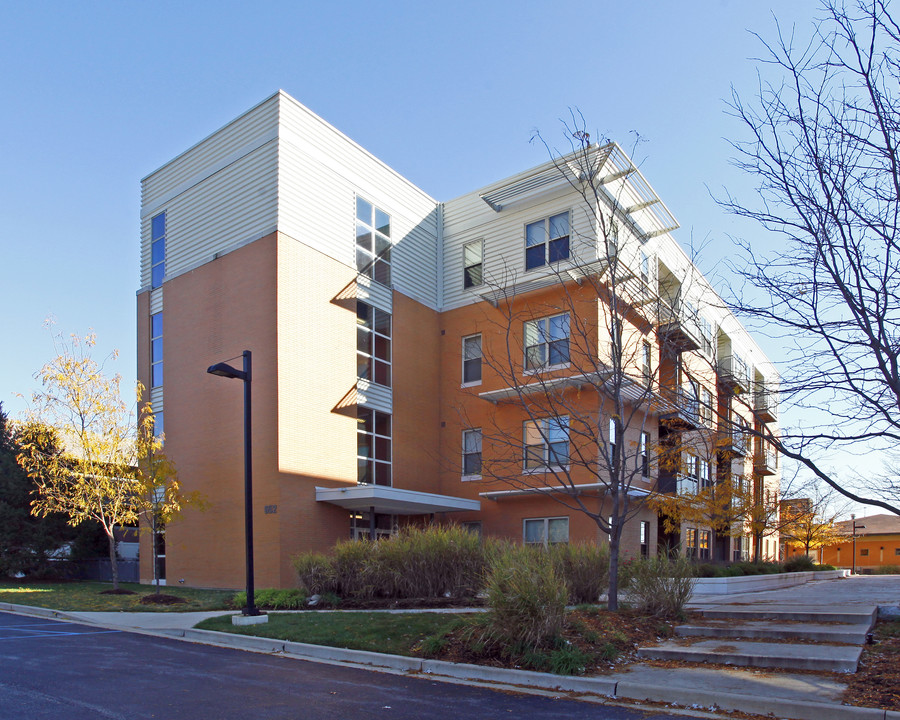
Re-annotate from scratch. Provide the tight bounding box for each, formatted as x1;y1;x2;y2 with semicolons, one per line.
850;514;866;576
207;350;264;621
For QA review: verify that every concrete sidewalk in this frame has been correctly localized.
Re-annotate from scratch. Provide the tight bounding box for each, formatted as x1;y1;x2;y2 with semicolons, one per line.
3;575;899;720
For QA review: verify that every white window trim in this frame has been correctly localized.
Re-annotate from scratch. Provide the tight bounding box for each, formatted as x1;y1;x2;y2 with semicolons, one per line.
461;333;483;387
461;428;482;480
462;239;484;290
524;210;571;272
523;312;570;373
523;516;570;546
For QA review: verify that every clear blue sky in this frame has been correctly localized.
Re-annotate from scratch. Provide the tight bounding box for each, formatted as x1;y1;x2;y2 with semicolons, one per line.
5;1;863;509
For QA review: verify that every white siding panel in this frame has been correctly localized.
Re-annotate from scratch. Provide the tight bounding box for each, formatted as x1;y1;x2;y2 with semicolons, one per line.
356;275;393;314
142;93;280;210
277;96;439;310
149;288;163;315
150;386;163;412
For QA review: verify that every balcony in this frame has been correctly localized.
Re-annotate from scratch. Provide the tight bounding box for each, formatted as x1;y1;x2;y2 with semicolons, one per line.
659;386;701;430
676;475;699;495
753;388;778;423
719;355;751;394
658;304;702;353
754;445;777;475
718;427;749;457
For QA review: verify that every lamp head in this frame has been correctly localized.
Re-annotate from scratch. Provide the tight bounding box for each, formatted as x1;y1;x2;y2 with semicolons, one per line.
207;362;245;380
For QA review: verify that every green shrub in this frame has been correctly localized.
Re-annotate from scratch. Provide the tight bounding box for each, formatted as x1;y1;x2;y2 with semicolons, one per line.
332;539;377;599
783;555;816;573
874;565;900;575
231;588;308;610
814;563;836;571
626;555;696;618
548;645;592;675
484;545;568;650
548;542;609;604
694;562;728;578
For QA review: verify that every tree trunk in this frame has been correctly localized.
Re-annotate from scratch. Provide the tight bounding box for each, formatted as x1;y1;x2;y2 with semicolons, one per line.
608;535;620;611
107;531;119;591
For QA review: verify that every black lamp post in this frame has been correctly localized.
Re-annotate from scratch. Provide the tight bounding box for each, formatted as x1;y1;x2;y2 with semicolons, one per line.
850;513;866;576
207;350;260;617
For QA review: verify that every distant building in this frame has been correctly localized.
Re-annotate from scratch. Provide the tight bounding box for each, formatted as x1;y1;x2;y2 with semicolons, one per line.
137;91;781;588
821;514;900;571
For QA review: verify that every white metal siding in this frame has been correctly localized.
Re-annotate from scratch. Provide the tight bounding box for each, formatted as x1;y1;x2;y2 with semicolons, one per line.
357;379;392;414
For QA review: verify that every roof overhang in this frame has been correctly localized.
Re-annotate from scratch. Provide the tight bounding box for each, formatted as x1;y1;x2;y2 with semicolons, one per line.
315;485;480;515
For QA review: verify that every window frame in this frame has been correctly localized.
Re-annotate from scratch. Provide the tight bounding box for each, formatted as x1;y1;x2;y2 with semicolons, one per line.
461;334;482;386
523;312;570;372
151;211;166;289
463;239;484;289
356;301;392;388
523;516;569;546
523;416;570;471
355;195;392;287
524;211;570;271
640;431;650;477
462;428;482;478
357;408;392;486
150;312;163;388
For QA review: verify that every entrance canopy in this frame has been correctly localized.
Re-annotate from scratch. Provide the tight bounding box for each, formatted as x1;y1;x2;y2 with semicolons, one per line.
315;485;480;516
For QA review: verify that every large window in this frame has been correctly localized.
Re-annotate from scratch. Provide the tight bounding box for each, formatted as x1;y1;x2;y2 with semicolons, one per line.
525;212;569;270
357;408;391;486
524;417;569;469
357;301;391;387
356;196;391;286
524;313;569;370
150;312;163;388
463;240;483;288
151;212;166;289
523;517;569;546
462;429;482;477
462;334;482;385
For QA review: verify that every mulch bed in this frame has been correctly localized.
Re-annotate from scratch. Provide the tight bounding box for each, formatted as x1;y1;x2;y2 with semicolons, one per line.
138;593;188;606
99;589;136;595
842;621;900;711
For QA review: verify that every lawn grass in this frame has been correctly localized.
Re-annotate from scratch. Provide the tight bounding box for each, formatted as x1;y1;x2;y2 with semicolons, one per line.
0;580;235;612
196;612;468;656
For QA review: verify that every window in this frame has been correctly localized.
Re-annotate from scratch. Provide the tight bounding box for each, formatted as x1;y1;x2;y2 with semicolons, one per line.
640;521;650;557
699;458;711;489
895;548;900;556
860;548;869;557
357;301;391;387
357;408;391;486
700;386;714;426
356;196;392;286
462;429;482;477
524;417;569;469
524;313;569;370
700;315;714;357
525;212;569;270
462;334;482;385
608;417;618;465
463;240;483;288
685;528;698;558
150;312;163;388
462;522;482;537
641;341;652;387
640;431;650;477
151;212;166;289
611;317;622;355
153;412;164;441
523;517;569;546
699;530;711;560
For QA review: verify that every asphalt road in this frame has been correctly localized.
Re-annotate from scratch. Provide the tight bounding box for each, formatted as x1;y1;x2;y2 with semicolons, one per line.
0;611;707;720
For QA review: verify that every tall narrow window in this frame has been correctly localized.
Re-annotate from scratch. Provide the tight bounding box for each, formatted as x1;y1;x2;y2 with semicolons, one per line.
699;458;711;489
700;315;714;356
357;301;391;387
150;312;163;388
608;417;618;465
641;341;652;387
524;313;569;370
640;431;650;477
640;521;650;557
463;240;483;288
151;212;166;289
356;196;391;286
700;386;713;426
357;408;391;486
462;334;482;385
524;417;569;469
525;212;569;270
462;429;482;477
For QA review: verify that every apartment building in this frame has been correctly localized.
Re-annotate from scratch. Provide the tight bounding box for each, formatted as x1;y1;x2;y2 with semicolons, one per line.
137;91;780;588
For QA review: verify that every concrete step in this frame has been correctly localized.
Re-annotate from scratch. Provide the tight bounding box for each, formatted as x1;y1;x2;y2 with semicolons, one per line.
698;605;877;627
676;620;870;644
637;638;862;673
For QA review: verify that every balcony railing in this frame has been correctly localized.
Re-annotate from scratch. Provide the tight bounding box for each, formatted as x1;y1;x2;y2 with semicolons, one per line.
719;355;751;393
658;304;702;353
754;444;777;475
660;386;701;430
753;387;778;423
676;475;699;495
718;427;749;457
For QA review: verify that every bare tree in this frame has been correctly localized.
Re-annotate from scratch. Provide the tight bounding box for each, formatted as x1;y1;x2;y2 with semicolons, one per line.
721;0;900;515
457;125;701;610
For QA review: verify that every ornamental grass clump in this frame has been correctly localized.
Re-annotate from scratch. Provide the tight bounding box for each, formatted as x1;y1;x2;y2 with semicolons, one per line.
548;542;609;604
484;545;568;650
625;555;696;619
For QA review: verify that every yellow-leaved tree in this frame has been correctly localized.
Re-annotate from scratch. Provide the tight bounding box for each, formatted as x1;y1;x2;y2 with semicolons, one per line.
17;329;193;592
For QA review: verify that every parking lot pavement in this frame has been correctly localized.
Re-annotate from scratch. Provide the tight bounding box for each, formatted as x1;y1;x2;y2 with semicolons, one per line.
0;612;703;720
